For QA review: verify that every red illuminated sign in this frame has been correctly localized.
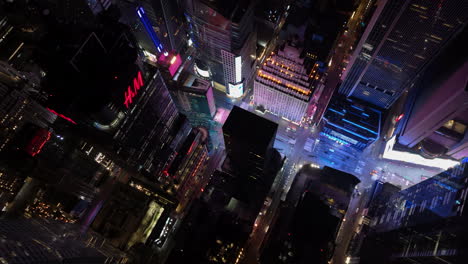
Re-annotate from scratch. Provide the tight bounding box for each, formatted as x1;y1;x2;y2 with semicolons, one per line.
395;114;404;122
25;129;52;157
124;71;144;108
47;108;77;124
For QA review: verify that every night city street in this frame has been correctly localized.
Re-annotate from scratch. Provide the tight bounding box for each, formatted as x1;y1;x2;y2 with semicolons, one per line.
0;0;468;264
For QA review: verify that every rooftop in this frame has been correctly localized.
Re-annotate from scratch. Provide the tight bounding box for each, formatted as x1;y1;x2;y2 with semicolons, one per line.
200;0;252;23
223;106;278;152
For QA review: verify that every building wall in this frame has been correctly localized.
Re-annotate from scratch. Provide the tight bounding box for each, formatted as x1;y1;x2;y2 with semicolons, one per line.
398;53;468;160
359;160;468;263
113;70;180;174
253;44;312;122
254;81;309;122
339;0;468;109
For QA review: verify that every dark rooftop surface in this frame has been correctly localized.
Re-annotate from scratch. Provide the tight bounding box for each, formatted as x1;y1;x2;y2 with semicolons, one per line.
200;0;251;23
321;166;360;194
223;106;278;152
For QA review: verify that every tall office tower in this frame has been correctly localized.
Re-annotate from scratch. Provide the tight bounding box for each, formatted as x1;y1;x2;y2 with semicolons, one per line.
261;166;360;264
164;127;209;213
167;106;282;264
338;0;468;109
359;159;468;264
254;43;313;123
184;0;256;97
140;0;187;54
112;69;184;178
0;218;128;263
117;0;188;55
222;106;281;210
317;97;380;172
320;98;381;151
396;26;468;160
345;180;401;262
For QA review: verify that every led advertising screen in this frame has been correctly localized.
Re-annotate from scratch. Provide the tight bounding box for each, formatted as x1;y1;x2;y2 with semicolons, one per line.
227;82;244;98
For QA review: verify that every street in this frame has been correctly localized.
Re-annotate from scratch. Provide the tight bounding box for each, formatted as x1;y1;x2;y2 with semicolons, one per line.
200;1;445;263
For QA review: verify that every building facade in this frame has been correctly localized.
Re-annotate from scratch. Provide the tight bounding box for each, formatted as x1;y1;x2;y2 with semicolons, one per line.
359;159;468;264
338;0;468;108
321;98;381;151
184;0;256;96
397;26;468;160
261;166;360;264
254;44;313;123
167;106;282;264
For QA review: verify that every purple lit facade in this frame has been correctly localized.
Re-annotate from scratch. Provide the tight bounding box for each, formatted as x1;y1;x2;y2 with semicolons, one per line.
254;44;313;123
339;0;468;109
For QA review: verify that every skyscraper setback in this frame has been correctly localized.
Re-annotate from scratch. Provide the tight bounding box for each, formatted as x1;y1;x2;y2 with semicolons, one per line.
359;159;468;263
396;26;468;160
254;43;313;123
339;0;468;108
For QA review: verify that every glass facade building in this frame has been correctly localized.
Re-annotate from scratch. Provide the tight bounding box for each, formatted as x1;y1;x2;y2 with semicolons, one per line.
339;0;468;108
359;160;468;263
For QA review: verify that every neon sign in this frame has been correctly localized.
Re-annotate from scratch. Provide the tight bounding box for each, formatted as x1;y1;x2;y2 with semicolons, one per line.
395;114;404;122
47;108;77;124
137;7;164;53
124;71;144;108
26;129;52;157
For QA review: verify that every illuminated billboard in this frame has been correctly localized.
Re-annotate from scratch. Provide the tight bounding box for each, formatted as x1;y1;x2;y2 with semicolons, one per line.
235;56;242;83
382;136;458;169
227;82;244;98
158;53;182;76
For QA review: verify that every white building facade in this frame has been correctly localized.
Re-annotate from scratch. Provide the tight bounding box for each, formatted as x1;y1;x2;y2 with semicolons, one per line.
253;44;312;122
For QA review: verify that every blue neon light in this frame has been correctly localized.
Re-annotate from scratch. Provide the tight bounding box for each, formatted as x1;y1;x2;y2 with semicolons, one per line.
328;108;344;116
137;7;164;53
350;105;364;112
320;132;350;146
362;113;370;117
326;122;370;140
343;119;378;135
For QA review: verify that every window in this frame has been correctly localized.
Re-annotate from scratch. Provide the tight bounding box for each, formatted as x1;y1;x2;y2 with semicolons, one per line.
443;120;467;134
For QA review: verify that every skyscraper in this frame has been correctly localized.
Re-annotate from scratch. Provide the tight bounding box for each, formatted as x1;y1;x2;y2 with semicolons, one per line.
338;0;468;108
254;43;313;123
184;0;257;97
167;106;282;264
396;26;468;160
321;97;381;151
0;218;128;263
359;159;468;264
261;166;360;264
117;0;188;55
222;106;281;208
175;74;217;121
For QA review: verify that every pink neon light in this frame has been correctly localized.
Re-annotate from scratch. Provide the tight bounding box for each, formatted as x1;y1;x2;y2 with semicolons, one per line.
395;114;404;122
158;53;182;76
47;108;77;124
124;71;144;108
